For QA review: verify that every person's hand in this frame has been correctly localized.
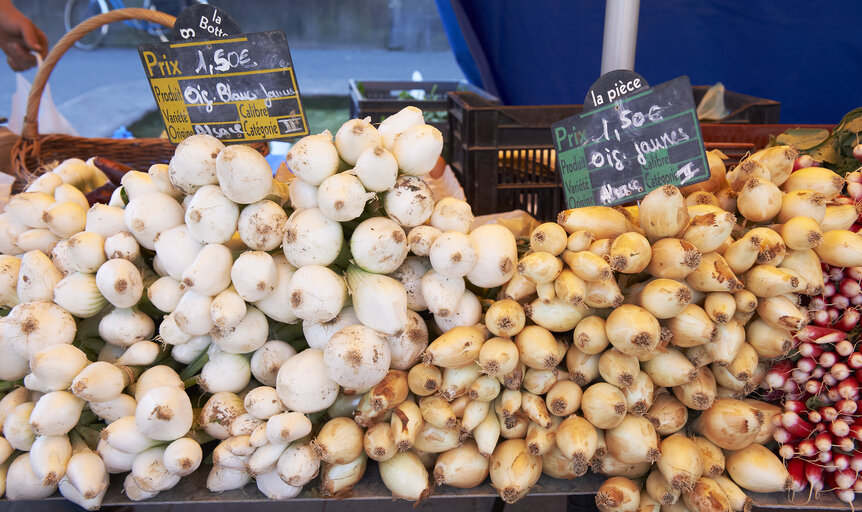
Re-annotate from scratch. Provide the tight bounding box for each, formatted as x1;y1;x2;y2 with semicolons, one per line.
0;1;48;71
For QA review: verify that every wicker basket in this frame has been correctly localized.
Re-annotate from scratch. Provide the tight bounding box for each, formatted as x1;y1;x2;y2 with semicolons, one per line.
9;8;268;193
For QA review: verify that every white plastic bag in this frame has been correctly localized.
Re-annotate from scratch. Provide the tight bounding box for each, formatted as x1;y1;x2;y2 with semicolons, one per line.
8;55;78;136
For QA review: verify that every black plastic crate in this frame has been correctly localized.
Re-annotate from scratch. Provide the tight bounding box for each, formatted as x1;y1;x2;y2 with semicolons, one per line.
447;91;810;221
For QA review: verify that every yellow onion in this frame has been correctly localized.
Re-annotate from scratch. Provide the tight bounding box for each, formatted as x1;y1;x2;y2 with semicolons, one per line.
779;249;824;295
501;271;537;301
705;318;745;367
684;191;719;208
751;145;798;185
732;289;758;313
412;423;461;453
407;364;441;397
496;389;522;429
541;445;580;479
746;319;793;359
609;233;652;273
715;188;737;213
585;278;624;309
521;391;552;429
555;415;597;476
391;401;424;451
595;476;641;512
703;292;735;324
713;474;753;512
686;253;742;293
561;250;612;282
639;185;688;243
646;393;687;436
815;230;862;267
422;325;484;368
440;363;482;401
725;159;770;192
582;383;627;429
656;433;702;493
683;477;732;512
545;379;582;417
530;222;568;255
726;343;759;384
517;251;562;284
743;265;805;297
477;336;519;379
646;468;680;505
639;491;662;512
565;345;600;386
606;415;660;464
489;439;542;504
647;238;702;279
364;422;397;462
743;399;781;445
318;453;367;498
525;297;590;332
557;207;640;239
567;230;595;252
667;304;716;348
312;417;364;464
682;206;736;253
633;279;692;319
605;305;660;358
673;367;716;411
712;364;748;394
554;268;587;308
723;238;758;275
821;204;860;232
693;436;725;478
484;300;526;338
499;362;526;392
692;398;762;450
433;440;489;489
523;368;559;395
737;177;781;223
725;444;790;493
573;315;609;354
379;451;431;502
526;416;559;456
594;454;652;478
599;348;641;389
778;189;826;224
622;371;655;416
641;348;697;387
468;375;501;402
359;370;409;421
589;238;613;258
461;398;491;433
515;325;561;370
419;395;458;429
781;166;844;198
473;407;501;457
680;150;727;194
777;216;822;250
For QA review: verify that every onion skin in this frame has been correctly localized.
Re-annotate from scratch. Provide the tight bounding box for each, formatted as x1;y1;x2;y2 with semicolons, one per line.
691;399;763;450
683;477;733;512
595;476;641;512
725;444;790;493
489;439;542;504
656;433;702;494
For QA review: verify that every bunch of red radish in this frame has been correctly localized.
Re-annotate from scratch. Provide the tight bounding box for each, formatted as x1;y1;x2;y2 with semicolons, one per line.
764;262;862;505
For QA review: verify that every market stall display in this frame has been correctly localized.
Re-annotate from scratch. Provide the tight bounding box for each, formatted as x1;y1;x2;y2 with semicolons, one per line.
0;102;860;510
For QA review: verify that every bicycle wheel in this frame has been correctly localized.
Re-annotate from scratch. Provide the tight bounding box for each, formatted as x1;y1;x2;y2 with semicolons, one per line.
64;0;110;50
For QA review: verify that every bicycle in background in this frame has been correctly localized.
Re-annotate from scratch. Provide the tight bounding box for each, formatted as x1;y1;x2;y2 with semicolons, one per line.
63;0;208;50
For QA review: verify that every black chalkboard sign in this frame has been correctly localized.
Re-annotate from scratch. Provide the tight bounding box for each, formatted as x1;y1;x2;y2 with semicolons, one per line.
171;4;242;42
551;75;709;208
138;31;309;144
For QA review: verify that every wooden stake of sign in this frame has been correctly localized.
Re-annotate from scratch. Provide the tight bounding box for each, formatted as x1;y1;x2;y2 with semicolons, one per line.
551;74;710;208
138;31;309;144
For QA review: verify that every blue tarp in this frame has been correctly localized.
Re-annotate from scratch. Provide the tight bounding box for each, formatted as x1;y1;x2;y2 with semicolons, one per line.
436;0;862;123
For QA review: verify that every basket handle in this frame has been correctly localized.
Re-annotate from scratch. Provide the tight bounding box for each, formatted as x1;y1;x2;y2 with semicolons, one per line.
21;7;176;139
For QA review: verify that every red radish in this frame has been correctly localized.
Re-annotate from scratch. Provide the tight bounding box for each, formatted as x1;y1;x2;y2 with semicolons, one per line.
851;453;862;472
766;360;794;389
827;387;841;403
818;450;833;464
774;427;794;444
836;398;857;415
797;439;817;458
837;377;860;400
821;406;839;422
823;373;838;387
778;444;796;460
852;294;862;306
792;369;811;383
783;379;801;394
847;266;862;281
815;423;827;433
805;460;824;496
812;309;831;327
830;362;850;381
837;436;854;453
849;352;862;369
835;488;854;505
798;342;824;359
830;419;850;438
835;468;856;490
796;325;846;344
798;357;818;373
849;423;862;441
839;278;861;297
835;339;855;357
808;410;822;423
787;458;808;492
831;296;849;310
833;309;860;332
824;281;837;298
854;479;862;493
810;366;825;380
829;267;846;282
853;143;862;163
793;154;817;170
833;453;851;471
819;352;838;369
852;224;862;234
809;296;828;311
814;431;833;452
785;400;808;413
804;380;822;395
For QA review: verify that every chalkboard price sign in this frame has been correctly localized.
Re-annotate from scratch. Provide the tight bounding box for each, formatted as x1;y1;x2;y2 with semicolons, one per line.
551;75;709;208
138;31;309;144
